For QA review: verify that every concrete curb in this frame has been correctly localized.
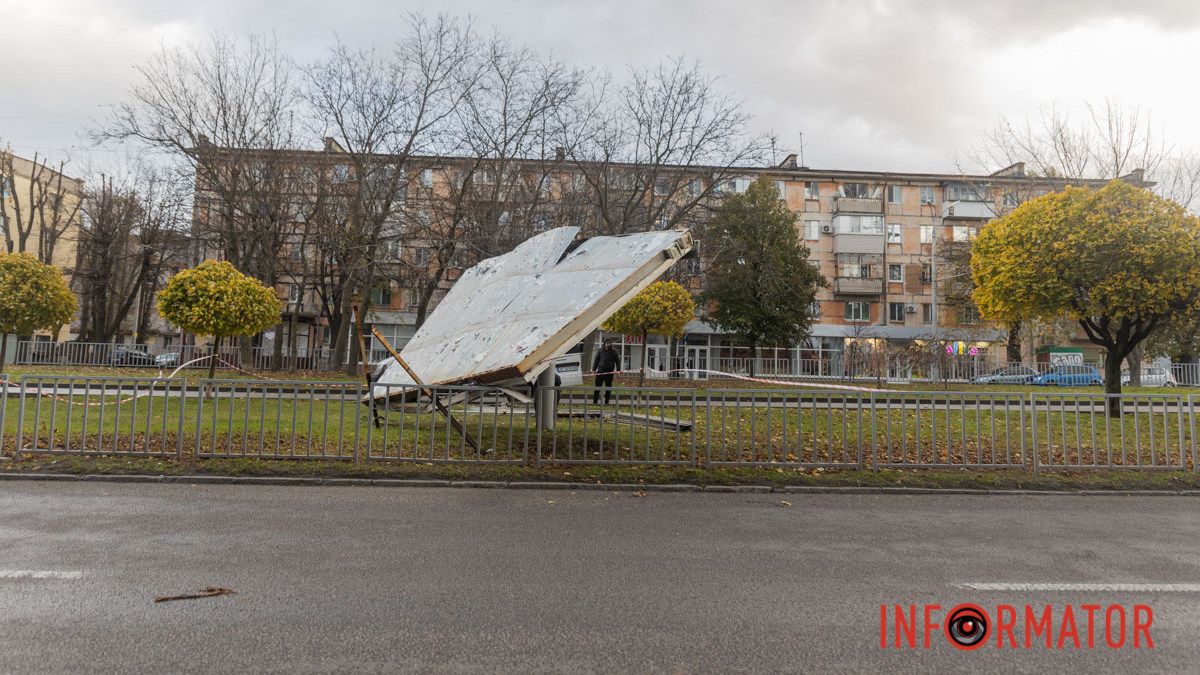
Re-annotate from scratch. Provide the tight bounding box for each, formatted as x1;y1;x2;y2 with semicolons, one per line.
0;472;1196;496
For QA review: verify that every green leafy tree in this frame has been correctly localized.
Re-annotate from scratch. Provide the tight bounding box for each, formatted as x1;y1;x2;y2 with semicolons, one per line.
603;281;695;386
701;177;826;377
0;253;77;371
972;180;1200;413
157;260;282;380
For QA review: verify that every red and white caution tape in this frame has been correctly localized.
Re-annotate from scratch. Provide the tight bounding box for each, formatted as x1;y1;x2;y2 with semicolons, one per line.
586;368;889;392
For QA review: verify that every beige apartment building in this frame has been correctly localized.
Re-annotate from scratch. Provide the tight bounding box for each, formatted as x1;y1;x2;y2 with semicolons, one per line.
0;150;83;343
192;142;1132;374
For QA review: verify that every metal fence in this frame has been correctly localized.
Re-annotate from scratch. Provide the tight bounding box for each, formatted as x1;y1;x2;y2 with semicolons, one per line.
14;340;336;371
2;375;1199;472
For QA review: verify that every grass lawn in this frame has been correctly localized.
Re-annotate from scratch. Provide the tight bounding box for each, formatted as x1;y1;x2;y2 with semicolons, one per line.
0;382;1192;470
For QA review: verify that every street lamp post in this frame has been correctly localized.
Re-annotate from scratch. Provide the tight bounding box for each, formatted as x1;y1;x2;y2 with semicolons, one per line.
932;201;957;382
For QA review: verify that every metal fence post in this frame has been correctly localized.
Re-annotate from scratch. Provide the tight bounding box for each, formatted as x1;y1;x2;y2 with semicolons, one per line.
1190;394;1198;475
13;379;27;461
1029;393;1038;477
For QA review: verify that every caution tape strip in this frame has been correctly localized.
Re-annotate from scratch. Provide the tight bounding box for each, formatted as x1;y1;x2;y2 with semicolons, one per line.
584;368;888;392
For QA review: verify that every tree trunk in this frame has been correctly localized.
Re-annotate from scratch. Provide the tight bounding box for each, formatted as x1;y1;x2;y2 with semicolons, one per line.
1006;322;1022;363
1104;354;1123;418
208;335;220;383
271;321;284;371
331;300;353;370
1125;345;1143;387
638;330;647;388
0;333;8;374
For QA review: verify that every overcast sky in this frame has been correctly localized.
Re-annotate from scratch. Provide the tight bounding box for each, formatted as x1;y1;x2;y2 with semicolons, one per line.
5;0;1200;174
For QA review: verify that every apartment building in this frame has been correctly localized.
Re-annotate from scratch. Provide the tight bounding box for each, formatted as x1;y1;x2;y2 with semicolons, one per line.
191;141;1132;373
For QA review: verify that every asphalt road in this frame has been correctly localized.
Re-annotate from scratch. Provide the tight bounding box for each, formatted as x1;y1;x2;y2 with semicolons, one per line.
1;483;1199;673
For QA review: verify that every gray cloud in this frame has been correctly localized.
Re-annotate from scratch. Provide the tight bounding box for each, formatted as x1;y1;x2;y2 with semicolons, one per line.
3;0;1199;174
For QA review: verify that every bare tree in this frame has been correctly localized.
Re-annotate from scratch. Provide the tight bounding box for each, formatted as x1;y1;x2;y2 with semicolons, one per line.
0;145;83;265
98;33;299;361
563;57;765;237
303;14;478;367
75;167;189;344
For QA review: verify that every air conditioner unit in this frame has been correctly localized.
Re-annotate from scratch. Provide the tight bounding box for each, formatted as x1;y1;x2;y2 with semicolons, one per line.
820;224;833;234
905;304;917;313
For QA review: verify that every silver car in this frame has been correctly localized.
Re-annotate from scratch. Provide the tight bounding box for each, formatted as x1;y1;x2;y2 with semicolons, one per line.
1121;367;1177;387
973;365;1037;385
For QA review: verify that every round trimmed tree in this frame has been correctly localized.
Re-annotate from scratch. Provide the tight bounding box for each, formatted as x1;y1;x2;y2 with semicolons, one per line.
157;260;282;380
0;253;77;372
603;280;695;386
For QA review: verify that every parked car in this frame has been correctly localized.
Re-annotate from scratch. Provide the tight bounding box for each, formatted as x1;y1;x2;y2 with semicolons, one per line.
973;365;1037;385
155;352;180;367
1030;364;1104;386
1121;366;1177;387
108;346;156;367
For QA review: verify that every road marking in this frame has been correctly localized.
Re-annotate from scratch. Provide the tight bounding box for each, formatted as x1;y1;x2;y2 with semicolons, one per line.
0;570;83;580
956;582;1200;592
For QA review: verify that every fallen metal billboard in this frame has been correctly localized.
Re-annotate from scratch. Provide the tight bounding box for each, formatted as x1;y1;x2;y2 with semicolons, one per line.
373;226;693;390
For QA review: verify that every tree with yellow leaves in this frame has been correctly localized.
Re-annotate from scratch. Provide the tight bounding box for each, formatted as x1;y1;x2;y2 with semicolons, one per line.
157;260;282;380
0;253;77;372
603;281;695;386
972;180;1200;414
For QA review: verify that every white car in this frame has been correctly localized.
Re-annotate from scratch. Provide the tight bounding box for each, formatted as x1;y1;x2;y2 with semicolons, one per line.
1121;367;1177;387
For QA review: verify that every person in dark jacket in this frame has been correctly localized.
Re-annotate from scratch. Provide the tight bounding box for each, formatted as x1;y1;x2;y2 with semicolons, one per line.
591;339;620;404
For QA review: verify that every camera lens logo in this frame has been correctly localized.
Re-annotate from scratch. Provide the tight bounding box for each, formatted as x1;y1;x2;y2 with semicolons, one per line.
945;604;989;650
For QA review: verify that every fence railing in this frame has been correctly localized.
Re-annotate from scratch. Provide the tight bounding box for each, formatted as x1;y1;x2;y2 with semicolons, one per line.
14;340;336;371
3;375;1198;472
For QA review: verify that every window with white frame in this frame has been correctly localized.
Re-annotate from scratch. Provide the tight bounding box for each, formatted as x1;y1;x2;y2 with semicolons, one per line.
419;168;433;188
287;284;303;304
887;223;902;243
844;301;870;322
688;178;702;196
920;225;933;244
810;300;822;320
922;303;933;324
654;176;670;195
888;263;902;282
804;220;820;240
946;183;986;202
332;164;350;183
952;225;978;242
888;302;906;322
833;214;884;235
919;186;936;205
805;181;820;200
887;185;902;204
774;180;787;199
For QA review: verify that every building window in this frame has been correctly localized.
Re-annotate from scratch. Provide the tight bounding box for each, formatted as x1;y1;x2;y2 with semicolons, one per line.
804;220;820;240
959;304;981;324
657;215;670;230
808;259;821;272
921;264;932;283
838;253;875;278
887;223;901;243
920;225;933;244
888;302;906;323
415;248;429;266
1002;191;1019;208
654;176;670;195
688;178;702;196
805;181;820;200
833;214;884;235
408;288;420;308
844;301;870;322
727;177;751;193
922;303;933;324
946;183;985;202
287;284;302;304
332;164;350;183
842;182;871;199
810;300;821;319
774;180;787;199
888;263;902;282
372;285;393;307
920;186;935;205
419;168;434;188
952;225;977;242
887;185;902;204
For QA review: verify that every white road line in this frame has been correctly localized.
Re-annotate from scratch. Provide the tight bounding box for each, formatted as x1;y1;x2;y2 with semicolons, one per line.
0;570;83;580
956;582;1200;592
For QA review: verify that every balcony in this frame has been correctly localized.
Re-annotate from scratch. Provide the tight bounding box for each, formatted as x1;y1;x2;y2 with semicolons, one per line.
833;196;883;214
833;233;885;254
943;200;996;220
834;277;884;295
